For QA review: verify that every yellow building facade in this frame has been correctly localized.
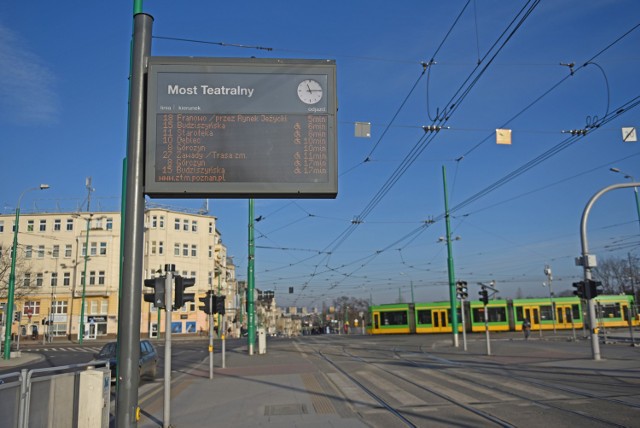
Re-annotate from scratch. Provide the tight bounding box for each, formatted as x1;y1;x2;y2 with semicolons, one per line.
0;208;238;342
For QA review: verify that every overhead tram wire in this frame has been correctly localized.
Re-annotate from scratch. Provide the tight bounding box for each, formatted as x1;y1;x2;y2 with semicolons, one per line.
450;93;640;215
460;20;640;158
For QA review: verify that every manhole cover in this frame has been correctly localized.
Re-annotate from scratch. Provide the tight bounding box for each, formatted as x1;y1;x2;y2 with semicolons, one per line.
264;404;308;416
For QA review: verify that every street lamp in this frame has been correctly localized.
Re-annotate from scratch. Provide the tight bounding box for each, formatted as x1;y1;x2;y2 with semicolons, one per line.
609;167;640;233
543;265;556;333
3;184;50;360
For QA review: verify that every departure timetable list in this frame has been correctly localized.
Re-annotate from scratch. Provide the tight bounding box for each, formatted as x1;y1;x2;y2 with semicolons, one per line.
155;113;329;184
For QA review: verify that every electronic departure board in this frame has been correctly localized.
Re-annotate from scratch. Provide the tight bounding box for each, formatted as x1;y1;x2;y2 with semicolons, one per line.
145;57;337;198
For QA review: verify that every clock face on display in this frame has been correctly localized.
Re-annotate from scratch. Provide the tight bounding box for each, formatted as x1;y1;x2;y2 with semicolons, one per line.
297;79;323;105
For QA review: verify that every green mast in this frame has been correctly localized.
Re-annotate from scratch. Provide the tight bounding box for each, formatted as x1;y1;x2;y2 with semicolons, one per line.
442;165;459;347
247;199;256;354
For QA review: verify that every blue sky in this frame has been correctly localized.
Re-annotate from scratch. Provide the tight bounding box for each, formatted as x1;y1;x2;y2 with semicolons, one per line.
1;1;639;309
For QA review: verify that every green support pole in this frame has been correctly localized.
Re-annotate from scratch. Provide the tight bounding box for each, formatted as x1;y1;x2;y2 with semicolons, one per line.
247;199;256;354
442;165;459;347
3;207;20;360
78;215;92;344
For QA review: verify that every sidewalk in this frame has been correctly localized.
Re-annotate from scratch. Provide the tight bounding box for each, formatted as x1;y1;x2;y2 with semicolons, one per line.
137;340;368;428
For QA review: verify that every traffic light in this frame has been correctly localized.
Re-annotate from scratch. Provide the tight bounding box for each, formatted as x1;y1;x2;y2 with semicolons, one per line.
587;279;603;299
479;288;489;305
199;291;214;315
143;277;166;309
14;311;22;322
174;275;196;310
572;281;585;299
216;295;226;315
456;281;468;300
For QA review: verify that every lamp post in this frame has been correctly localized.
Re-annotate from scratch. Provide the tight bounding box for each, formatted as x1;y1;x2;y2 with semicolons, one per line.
3;184;50;360
544;265;556;333
610;168;640;233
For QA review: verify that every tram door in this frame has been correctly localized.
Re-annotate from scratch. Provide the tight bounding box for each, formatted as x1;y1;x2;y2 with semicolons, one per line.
432;309;448;332
555;305;573;328
522;307;540;330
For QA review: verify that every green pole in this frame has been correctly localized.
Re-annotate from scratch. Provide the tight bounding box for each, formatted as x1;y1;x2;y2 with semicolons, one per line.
442;165;459;347
3;207;20;360
78;214;92;344
633;186;640;234
247;199;256;354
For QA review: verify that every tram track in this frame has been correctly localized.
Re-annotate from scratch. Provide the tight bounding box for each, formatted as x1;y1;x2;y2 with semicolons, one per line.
316;344;517;427
390;345;637;427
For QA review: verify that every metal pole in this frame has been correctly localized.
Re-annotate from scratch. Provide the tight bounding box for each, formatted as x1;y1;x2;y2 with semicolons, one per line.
460;297;467;351
579;182;640;361
3;184;49;360
163;270;173;428
209;298;214;379
116;11;152;427
78;212;92;344
247;199;256;355
484;301;491;356
442;166;459;347
222;316;226;368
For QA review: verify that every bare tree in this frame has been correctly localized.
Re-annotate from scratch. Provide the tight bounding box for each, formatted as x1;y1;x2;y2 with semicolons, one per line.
593;254;640;299
0;248;38;302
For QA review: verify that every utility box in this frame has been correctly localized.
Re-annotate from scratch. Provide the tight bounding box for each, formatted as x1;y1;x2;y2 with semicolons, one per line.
77;368;110;427
257;328;267;354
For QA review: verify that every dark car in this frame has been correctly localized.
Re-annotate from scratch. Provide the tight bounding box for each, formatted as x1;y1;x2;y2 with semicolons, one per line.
94;340;158;382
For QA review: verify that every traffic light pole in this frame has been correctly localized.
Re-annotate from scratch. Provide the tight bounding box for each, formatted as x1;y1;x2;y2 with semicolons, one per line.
579;182;640;361
209;293;214;380
163;269;173;428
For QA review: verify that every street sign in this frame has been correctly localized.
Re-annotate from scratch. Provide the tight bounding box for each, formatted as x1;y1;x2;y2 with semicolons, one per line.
145;57;338;199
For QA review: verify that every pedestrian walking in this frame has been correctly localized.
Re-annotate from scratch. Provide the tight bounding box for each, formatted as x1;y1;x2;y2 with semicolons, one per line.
522;318;531;340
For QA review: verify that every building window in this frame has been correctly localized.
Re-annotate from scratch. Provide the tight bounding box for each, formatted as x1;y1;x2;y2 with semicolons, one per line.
151;241;157;255
25;245;33;258
191;221;198;232
98;271;105;285
52;245;60;258
51;272;58;287
37;245;45;258
191;245;197;257
101;300;108;314
63;272;71;286
64;244;72;258
27;220;34;232
106;218;113;230
52;300;68;314
23;273;31;287
159;216;165;229
24;301;40;315
90;242;97;257
89;271;96;286
174;243;180;256
54;219;61;231
159;241;164;255
66;219;74;231
0;220;4;232
39;219;46;232
152;215;158;228
209;222;214;234
36;273;44;287
208;246;213;258
90;300;98;314
99;242;107;256
182;244;189;257
208;271;213;286
183;219;189;231
174;218;180;231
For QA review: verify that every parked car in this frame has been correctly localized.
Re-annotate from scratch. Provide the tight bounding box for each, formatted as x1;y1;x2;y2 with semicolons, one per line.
94;340;158;382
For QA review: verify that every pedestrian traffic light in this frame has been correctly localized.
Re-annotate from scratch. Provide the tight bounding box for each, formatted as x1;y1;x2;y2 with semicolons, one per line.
174;275;196;310
143;277;166;309
14;311;21;322
587;279;603;298
456;281;468;300
572;281;585;299
199;291;214;315
479;288;489;305
216;295;226;315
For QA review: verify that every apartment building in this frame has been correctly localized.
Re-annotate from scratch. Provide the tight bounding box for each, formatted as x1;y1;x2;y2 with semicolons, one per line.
0;208;238;341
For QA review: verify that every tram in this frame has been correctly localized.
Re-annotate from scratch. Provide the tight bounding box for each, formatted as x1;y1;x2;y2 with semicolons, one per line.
368;295;637;335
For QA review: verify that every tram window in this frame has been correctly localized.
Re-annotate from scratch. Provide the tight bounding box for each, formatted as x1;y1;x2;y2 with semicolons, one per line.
571;304;581;321
515;307;524;322
488;307;506;322
540;305;553;321
599;304;621;319
417;310;432;325
471;308;484;322
382;310;408;326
